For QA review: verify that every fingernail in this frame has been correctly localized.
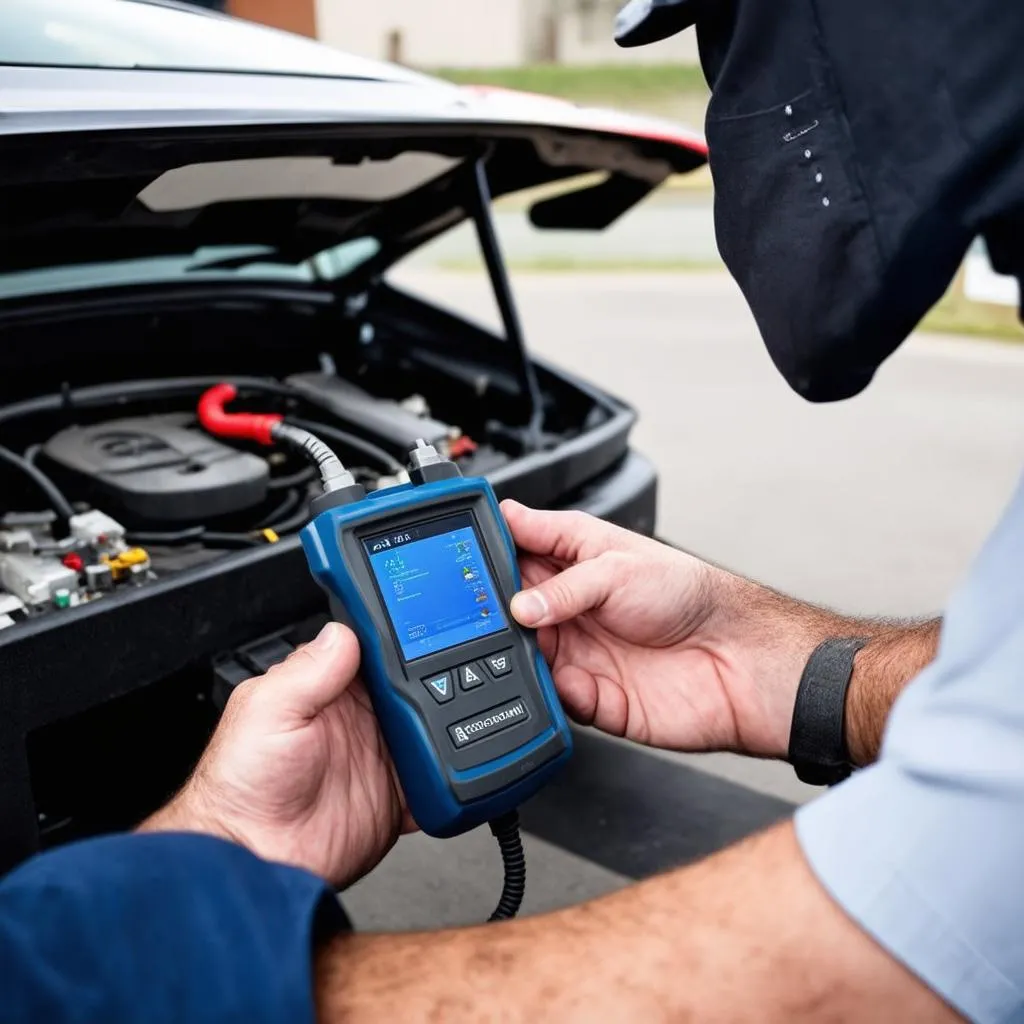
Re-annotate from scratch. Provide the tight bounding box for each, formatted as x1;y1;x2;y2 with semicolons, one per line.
511;589;548;626
309;622;340;651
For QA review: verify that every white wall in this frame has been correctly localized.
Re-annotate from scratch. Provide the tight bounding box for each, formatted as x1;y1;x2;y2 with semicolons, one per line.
314;0;526;67
965;249;1020;307
314;0;700;68
557;17;699;64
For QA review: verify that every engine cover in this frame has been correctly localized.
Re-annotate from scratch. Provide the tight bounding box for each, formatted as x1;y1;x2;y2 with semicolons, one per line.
42;414;269;523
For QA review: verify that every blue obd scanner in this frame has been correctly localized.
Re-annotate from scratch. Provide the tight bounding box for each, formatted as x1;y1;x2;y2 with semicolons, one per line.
198;383;573;920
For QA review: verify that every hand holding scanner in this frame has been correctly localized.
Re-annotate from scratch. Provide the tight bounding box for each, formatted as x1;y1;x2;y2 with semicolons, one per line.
198;385;573;919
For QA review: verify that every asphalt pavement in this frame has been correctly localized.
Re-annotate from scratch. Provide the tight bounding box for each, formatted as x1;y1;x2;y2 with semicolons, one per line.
419;191;721;267
345;265;1024;930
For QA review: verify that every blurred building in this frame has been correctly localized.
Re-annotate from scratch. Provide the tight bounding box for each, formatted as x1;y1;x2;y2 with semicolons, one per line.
219;0;698;67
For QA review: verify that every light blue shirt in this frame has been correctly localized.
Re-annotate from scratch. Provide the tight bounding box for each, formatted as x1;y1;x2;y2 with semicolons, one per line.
797;473;1024;1023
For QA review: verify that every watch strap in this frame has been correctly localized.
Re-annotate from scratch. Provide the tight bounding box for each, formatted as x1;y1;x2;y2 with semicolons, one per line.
788;637;867;786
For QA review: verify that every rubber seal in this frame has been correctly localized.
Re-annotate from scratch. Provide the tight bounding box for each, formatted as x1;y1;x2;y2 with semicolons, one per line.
197;383;282;446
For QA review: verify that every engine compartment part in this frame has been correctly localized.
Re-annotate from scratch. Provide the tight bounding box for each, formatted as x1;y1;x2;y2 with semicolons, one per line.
42;414;270;523
0;554;78;607
0;591;27;629
285;372;455;458
0;506;153;619
0;359;521;632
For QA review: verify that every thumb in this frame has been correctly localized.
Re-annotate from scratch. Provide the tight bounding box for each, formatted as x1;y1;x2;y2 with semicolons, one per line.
510;553;620;627
259;621;362;721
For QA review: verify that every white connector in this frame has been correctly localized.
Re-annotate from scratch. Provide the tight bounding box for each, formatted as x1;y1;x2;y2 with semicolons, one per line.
69;510;127;551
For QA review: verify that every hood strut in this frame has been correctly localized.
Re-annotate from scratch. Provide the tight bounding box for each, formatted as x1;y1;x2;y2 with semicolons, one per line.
467;157;544;449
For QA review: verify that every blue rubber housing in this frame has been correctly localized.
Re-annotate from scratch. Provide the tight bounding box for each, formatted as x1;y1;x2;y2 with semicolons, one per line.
300;476;573;837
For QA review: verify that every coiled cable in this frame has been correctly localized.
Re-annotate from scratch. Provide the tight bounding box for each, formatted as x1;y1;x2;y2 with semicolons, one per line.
488;811;526;922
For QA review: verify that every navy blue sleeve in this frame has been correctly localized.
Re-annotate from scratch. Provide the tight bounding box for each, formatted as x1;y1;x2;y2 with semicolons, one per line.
0;832;348;1024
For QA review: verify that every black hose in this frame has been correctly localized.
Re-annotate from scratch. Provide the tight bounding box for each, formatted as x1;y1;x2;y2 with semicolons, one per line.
287;417;403;475
0;444;75;531
488;811;526;922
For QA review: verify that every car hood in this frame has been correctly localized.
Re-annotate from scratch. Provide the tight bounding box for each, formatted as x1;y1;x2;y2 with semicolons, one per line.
0;65;706;286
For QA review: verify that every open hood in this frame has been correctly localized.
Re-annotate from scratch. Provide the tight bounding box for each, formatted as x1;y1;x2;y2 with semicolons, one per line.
0;62;705;295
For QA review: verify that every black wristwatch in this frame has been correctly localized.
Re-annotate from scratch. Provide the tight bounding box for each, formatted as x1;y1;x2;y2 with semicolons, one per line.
787;637;867;786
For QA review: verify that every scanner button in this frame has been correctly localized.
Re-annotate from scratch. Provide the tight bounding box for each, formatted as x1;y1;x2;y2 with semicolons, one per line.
422;672;454;704
484;651;513;678
448;698;529;748
458;662;486;691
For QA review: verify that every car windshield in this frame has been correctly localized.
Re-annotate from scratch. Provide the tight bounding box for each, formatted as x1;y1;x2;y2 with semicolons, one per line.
0;238;382;301
0;0;428;82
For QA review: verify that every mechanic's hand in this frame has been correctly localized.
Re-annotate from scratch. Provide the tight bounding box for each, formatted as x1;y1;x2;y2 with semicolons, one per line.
502;501;813;758
140;623;408;888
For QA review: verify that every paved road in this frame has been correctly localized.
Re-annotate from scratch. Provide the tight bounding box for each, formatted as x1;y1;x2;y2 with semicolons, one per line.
398;269;1024;614
416;192;721;267
346;268;1024;929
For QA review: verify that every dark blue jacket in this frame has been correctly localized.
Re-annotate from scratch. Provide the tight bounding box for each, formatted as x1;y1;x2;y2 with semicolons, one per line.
0;833;346;1023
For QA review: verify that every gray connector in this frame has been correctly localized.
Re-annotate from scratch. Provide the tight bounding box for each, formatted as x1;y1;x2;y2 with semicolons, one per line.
408;438;443;471
0;529;35;554
407;438;461;486
85;563;114;592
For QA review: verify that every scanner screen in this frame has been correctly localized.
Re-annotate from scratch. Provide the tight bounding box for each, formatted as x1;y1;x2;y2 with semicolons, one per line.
365;512;508;661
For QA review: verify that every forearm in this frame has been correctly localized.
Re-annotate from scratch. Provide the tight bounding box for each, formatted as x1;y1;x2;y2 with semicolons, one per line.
710;571;939;763
844;617;940;764
315;823;958;1023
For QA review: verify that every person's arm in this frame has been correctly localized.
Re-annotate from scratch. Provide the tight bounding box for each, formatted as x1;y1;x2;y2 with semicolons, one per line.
0;623;404;1023
499;500;939;769
843;617;940;763
715;573;940;764
314;822;960;1023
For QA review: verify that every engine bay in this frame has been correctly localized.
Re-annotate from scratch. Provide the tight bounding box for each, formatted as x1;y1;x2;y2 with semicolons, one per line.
0;369;505;630
0;284;624;637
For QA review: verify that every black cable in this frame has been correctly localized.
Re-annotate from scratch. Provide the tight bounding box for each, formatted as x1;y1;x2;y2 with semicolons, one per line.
266;465;317;491
262;501;312;536
196;531;264;549
0;444;75;531
287;417;402;474
0;375;292;429
126;525;206;545
0;378;403;474
488;811;526;922
256;487;303;528
1;376;400;538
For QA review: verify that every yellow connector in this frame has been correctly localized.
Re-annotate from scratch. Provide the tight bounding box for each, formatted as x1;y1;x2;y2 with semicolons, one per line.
101;547;150;581
259;529;280;544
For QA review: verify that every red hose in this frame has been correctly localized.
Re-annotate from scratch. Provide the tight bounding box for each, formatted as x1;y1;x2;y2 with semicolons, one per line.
197;383;282;446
